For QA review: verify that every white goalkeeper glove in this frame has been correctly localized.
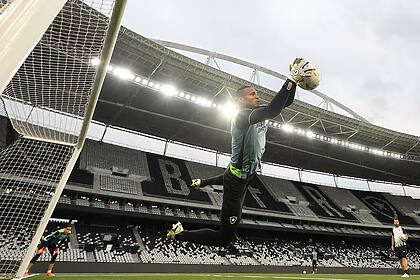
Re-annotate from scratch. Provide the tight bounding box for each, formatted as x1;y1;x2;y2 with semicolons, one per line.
289;58;312;83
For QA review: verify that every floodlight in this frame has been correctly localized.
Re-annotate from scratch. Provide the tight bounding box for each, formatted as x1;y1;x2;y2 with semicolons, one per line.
306;131;314;138
161;85;176;96
113;67;132;80
282;124;294;133
91;57;100;66
142;79;148;85
135;77;141;82
179;92;185;97
222;103;237;118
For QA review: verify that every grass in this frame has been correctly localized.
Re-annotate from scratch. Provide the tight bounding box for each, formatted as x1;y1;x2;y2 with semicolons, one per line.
17;273;418;280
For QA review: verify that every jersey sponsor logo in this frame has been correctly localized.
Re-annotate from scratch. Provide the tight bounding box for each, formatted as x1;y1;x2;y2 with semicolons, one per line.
229;216;238;224
255;121;267;133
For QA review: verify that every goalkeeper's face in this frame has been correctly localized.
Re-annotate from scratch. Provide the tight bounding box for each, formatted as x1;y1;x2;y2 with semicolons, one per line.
238;87;260;108
64;226;72;233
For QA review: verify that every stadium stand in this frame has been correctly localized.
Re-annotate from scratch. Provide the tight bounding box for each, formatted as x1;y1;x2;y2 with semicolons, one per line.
38;249;88;263
139;229;227;265
317;185;381;224
352;190;418;225
325;239;393;268
94;174;139;195
79;140;150;180
138;204;149;214
219;238;260;266
2;218;420;269
95;250;135;263
92;198;106;209
0;225;34;261
76;197;90;207
76;225;137;248
185;161;225;181
141;153;212;203
383;193;420;224
247;238;342;267
408;248;420;269
76;224;138;263
58;195;72;205
244;177;292;214
260;175;317;218
109;201;121;211
297;183;358;221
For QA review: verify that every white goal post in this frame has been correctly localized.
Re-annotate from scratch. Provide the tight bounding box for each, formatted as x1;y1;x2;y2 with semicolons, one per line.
0;0;127;278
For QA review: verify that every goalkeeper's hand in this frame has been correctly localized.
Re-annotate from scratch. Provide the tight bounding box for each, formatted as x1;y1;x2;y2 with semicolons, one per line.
289;58;312;83
190;179;202;189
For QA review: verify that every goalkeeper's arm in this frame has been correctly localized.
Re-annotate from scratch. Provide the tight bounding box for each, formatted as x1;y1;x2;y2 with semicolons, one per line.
234;58;310;130
234;79;296;130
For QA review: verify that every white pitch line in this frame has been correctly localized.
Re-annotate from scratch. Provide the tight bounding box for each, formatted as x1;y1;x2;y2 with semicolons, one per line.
272;277;352;280
20;273;39;279
51;274;356;280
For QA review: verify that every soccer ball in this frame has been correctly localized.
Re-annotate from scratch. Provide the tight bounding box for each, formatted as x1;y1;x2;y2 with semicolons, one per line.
298;64;321;91
303;270;307;274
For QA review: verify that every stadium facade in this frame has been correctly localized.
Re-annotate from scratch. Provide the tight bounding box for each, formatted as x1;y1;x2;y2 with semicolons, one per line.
1;2;420;276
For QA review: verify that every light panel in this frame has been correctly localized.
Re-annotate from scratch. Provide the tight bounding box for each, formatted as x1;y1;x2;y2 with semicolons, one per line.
104;62;406;161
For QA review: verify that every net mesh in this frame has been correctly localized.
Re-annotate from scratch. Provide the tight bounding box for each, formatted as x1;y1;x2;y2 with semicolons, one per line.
0;138;73;274
2;0;114;144
0;0;116;276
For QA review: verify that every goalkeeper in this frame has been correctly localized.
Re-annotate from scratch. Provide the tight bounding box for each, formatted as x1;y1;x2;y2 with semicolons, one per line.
25;224;72;277
167;58;311;246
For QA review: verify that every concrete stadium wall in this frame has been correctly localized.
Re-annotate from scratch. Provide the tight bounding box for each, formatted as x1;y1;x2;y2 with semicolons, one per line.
31;262;419;275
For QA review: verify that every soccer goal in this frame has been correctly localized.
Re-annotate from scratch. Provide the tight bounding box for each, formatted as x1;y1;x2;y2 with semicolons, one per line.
0;0;126;278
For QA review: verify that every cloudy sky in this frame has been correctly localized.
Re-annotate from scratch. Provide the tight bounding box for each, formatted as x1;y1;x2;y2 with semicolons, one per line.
121;0;420;136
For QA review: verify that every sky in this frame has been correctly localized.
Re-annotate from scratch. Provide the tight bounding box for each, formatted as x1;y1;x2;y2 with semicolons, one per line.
120;0;420;137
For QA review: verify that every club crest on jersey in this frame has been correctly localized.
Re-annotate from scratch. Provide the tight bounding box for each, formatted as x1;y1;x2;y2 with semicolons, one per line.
229;216;238;224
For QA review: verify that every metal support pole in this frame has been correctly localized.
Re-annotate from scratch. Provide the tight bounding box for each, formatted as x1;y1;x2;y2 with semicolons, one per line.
77;0;127;149
15;1;127;278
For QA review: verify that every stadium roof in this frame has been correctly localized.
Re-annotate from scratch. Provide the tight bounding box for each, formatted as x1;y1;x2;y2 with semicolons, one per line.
93;26;420;186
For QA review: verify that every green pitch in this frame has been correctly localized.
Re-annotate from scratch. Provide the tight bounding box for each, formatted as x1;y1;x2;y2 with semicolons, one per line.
20;273;419;280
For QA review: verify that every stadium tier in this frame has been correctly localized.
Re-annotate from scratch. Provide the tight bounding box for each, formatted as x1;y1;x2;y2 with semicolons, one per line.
9;220;420;270
61;139;420;230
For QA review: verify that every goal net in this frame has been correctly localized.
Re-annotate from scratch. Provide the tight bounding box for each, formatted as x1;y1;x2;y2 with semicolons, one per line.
0;0;125;278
